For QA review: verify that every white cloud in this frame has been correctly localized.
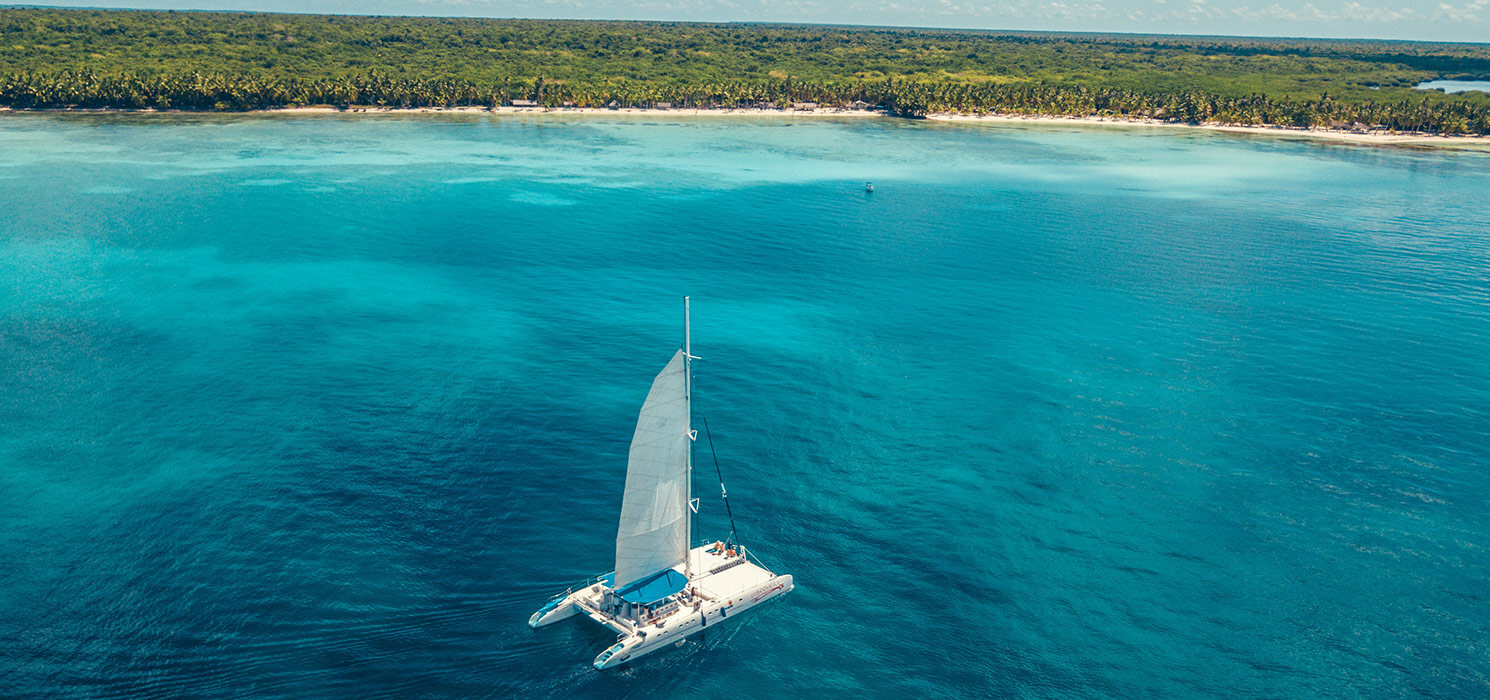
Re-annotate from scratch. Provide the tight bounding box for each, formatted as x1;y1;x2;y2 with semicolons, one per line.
1339;1;1413;20
1434;0;1488;21
1220;0;1418;22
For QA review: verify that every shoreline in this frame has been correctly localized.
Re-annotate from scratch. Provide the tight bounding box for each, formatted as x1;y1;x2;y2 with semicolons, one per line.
927;112;1490;147
5;104;1488;148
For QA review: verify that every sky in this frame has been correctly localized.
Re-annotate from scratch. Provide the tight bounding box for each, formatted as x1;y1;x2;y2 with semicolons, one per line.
19;0;1490;42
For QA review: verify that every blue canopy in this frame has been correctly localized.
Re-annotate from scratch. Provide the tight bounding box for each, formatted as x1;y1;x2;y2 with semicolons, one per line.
603;568;689;605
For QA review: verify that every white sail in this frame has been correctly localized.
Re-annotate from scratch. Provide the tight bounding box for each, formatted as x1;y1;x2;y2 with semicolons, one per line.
613;350;691;589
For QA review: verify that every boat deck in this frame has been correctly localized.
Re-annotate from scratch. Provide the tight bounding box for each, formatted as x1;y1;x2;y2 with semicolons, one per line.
532;539;793;668
689;545;776;603
566;543;777;635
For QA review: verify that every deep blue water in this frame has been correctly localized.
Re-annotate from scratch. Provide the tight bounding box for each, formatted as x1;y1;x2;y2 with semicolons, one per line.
3;113;1489;698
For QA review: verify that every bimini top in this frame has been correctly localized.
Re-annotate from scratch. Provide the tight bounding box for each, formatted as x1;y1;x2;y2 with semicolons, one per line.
603;568;689;605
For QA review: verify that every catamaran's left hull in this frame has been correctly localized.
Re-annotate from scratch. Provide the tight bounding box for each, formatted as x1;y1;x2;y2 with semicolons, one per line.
527;593;580;628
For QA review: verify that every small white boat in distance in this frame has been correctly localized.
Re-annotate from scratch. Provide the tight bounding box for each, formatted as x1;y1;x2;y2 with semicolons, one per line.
528;298;793;670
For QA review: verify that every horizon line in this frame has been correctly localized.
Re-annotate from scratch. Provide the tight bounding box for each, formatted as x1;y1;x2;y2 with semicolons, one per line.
4;3;1489;47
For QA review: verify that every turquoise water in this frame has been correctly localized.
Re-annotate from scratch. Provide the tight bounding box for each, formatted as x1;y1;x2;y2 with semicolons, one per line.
3;113;1489;698
1415;79;1490;94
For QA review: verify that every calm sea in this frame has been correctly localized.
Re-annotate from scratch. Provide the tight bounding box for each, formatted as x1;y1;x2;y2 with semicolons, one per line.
1414;79;1490;94
2;113;1489;698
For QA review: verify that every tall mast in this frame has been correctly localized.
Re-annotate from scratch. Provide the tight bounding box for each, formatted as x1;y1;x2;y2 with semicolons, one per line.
683;297;693;581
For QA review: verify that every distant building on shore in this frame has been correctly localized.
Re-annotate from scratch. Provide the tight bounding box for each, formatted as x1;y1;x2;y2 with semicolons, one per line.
654;102;672;109
510;99;538;107
793;102;818;110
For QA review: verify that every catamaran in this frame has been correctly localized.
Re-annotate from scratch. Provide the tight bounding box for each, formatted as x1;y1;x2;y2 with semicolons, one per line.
528;298;793;670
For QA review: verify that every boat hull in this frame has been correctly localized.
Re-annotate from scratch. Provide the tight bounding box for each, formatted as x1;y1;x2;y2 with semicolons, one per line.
527;592;580;628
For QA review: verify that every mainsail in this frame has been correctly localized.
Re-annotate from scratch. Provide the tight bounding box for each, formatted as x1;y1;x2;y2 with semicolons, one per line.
613;350;691;589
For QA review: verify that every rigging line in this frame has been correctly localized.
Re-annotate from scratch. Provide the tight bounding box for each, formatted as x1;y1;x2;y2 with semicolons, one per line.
701;415;740;548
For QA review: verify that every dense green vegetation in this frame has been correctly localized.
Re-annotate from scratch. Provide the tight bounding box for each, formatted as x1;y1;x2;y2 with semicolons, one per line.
3;8;1489;133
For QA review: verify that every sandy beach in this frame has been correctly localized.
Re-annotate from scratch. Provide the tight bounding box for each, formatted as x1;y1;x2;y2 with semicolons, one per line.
273;105;882;119
8;104;1488;148
927;112;1490;148
272;105;1490;148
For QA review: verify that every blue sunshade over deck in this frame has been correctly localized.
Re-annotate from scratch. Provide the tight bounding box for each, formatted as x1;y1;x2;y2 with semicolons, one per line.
603;569;689;605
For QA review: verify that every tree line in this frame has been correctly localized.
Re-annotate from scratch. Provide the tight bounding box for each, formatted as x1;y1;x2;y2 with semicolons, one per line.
1;9;1488;134
5;71;1485;134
